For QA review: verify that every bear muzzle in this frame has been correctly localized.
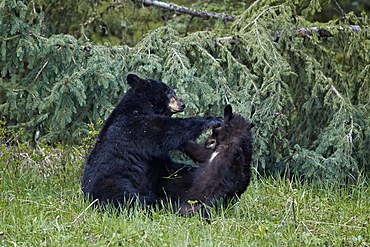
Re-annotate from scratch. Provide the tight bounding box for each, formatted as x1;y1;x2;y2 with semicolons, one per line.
168;97;186;113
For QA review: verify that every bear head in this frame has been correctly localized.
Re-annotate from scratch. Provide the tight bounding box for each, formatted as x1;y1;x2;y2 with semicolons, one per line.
126;74;185;116
205;105;255;150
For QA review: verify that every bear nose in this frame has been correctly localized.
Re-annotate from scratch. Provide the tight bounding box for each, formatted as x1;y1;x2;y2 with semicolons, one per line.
180;102;186;109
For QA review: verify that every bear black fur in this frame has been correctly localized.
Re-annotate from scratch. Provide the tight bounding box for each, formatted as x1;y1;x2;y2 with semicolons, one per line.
81;74;222;208
157;105;254;217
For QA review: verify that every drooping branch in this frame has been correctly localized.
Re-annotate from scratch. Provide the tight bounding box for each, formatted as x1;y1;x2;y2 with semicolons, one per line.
274;25;363;41
128;1;365;42
215;25;365;44
8;25;366;49
132;0;236;22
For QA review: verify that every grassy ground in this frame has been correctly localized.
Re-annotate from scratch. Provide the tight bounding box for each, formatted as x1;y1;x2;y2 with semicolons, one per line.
1;145;369;246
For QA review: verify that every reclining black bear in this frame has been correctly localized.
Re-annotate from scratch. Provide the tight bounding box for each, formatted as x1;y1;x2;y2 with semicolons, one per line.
157;105;254;217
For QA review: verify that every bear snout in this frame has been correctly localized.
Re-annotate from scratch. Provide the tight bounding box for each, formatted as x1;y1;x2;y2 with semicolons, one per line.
168;97;186;113
179;101;186;110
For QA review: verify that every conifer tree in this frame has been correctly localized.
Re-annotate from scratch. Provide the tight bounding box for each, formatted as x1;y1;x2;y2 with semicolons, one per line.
1;0;369;181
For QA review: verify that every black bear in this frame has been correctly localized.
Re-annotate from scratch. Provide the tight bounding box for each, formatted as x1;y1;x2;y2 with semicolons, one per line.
157;105;254;217
81;74;222;208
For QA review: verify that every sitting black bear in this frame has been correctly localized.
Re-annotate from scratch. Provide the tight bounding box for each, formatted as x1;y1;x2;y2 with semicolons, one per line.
81;74;222;208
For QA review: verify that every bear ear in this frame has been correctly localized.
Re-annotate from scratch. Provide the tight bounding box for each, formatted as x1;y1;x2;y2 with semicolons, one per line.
127;74;150;88
250;122;256;128
224;104;233;121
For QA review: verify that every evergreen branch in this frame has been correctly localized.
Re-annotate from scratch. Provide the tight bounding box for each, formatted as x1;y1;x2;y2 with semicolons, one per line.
330;84;345;102
132;0;236;21
274;25;363;41
216;36;237;44
62;68;91;85
0;35;21;41
196;44;217;63
4;24;365;48
346;116;354;143
172;48;185;69
29;32;48;40
298;25;362;36
217;25;365;44
236;0;262;27
333;0;349;24
0;84;26;92
35;61;49;79
3;30;126;51
241;5;283;32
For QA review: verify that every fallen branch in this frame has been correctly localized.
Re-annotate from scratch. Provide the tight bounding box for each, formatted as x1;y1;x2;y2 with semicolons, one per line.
132;0;236;22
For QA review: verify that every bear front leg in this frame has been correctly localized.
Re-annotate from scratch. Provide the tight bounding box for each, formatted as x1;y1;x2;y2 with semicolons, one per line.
181;141;214;163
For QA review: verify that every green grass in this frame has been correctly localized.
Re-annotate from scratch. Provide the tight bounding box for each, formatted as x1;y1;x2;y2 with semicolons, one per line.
1;146;369;246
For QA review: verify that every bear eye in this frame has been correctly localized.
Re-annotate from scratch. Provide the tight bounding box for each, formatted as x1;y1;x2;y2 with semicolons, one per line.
163;87;171;93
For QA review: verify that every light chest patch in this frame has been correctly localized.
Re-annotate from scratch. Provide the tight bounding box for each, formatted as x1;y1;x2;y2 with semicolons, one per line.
208;151;219;162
